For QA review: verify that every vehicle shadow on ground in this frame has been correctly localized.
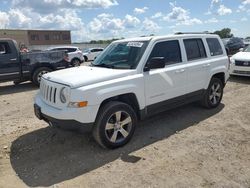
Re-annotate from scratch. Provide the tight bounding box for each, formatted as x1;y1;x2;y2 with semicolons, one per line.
10;103;224;187
228;75;250;84
0;82;37;95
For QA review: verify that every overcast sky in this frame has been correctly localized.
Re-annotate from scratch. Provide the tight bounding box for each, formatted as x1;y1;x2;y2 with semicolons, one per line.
0;0;250;42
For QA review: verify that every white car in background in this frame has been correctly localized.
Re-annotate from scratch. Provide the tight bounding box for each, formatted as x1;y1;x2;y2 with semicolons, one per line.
49;46;84;66
230;45;250;76
82;48;104;61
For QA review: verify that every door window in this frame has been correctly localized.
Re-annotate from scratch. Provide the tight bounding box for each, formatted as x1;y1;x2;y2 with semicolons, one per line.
148;40;182;65
184;39;207;61
0;43;11;55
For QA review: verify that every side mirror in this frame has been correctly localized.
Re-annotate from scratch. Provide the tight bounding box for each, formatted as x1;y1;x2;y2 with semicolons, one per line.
239;48;244;52
144;57;165;72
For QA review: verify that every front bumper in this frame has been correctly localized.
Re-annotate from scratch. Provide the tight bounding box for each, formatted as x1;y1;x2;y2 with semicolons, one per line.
34;103;93;131
34;94;99;126
230;64;250;77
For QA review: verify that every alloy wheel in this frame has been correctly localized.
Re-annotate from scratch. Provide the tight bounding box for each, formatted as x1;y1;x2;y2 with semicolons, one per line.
37;70;49;83
209;82;222;105
104;111;132;143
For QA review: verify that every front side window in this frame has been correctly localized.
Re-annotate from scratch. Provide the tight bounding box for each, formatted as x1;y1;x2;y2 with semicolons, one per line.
0;43;11;54
92;41;148;69
184;39;207;61
148;40;182;65
206;38;223;56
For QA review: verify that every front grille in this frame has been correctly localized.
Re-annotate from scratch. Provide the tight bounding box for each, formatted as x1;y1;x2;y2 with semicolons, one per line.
233;70;250;75
235;61;250;67
40;79;58;104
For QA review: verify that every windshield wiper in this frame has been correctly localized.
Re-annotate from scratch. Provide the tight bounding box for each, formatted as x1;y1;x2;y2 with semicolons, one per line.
92;63;115;69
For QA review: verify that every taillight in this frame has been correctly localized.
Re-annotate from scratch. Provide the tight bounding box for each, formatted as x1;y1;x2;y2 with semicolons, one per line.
64;54;70;62
228;56;231;70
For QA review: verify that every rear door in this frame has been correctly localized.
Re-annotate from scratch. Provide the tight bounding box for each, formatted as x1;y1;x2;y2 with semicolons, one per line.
0;41;20;81
183;38;210;93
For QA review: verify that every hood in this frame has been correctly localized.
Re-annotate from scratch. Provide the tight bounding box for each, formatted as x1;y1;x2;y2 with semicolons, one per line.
82;52;89;55
231;52;250;61
43;66;136;88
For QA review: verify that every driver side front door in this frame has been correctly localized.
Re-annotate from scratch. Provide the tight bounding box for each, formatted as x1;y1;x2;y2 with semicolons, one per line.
144;39;188;114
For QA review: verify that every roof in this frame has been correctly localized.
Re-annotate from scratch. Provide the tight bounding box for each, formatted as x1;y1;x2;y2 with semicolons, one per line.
48;46;78;50
114;33;219;43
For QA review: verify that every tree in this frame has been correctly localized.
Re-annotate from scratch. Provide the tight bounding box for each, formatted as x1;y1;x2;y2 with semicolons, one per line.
213;28;233;38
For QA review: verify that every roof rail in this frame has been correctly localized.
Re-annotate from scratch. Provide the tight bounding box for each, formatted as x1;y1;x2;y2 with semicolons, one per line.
175;31;212;35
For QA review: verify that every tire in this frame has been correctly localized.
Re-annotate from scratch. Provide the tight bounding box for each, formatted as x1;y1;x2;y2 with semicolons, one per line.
84;56;88;62
71;58;81;67
32;67;52;86
13;81;20;85
201;77;223;108
93;101;137;149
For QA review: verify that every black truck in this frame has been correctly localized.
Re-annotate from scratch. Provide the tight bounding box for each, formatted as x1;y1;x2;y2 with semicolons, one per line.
0;39;72;86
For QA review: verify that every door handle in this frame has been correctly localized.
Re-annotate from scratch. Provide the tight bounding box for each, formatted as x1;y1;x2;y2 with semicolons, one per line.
10;58;17;61
175;69;185;73
203;63;210;67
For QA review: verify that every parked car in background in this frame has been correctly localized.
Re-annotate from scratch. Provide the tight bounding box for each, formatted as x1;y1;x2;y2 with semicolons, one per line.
222;37;245;55
244;38;250;47
48;46;84;66
82;48;104;61
0;39;71;86
230;45;250;76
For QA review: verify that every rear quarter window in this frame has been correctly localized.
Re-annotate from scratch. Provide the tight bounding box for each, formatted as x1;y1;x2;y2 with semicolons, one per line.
67;48;77;53
206;38;223;56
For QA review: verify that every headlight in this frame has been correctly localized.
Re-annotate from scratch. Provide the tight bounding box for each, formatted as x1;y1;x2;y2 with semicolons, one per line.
60;87;70;103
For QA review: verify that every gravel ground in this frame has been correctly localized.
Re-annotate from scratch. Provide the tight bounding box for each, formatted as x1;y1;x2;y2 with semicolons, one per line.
0;76;250;188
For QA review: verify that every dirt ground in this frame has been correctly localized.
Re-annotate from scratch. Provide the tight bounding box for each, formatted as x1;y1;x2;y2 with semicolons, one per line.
0;76;250;188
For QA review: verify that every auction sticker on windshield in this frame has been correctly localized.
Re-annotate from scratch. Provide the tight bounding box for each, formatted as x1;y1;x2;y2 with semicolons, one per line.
127;42;143;48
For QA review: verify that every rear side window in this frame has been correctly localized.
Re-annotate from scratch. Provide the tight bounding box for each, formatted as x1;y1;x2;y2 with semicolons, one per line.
184;39;207;61
149;40;182;65
206;38;223;56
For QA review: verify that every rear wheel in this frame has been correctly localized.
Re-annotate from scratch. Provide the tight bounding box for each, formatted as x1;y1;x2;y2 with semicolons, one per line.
201;77;223;108
93;101;137;149
32;67;52;86
71;58;81;67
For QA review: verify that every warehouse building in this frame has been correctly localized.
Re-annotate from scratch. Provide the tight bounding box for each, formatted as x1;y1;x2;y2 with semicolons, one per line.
0;29;71;48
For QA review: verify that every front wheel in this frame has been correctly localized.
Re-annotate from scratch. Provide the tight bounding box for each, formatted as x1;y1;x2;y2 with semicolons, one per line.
93;101;137;149
201;77;223;108
32;67;52;86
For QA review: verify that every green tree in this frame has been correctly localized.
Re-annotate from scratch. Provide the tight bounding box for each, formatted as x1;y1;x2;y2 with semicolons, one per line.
213;28;233;38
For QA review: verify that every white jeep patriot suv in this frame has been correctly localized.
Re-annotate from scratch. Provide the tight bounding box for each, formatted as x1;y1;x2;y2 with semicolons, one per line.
34;33;229;148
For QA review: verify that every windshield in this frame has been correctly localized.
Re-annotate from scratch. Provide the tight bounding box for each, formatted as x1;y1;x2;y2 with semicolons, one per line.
244;45;250;52
92;41;149;69
83;49;90;53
